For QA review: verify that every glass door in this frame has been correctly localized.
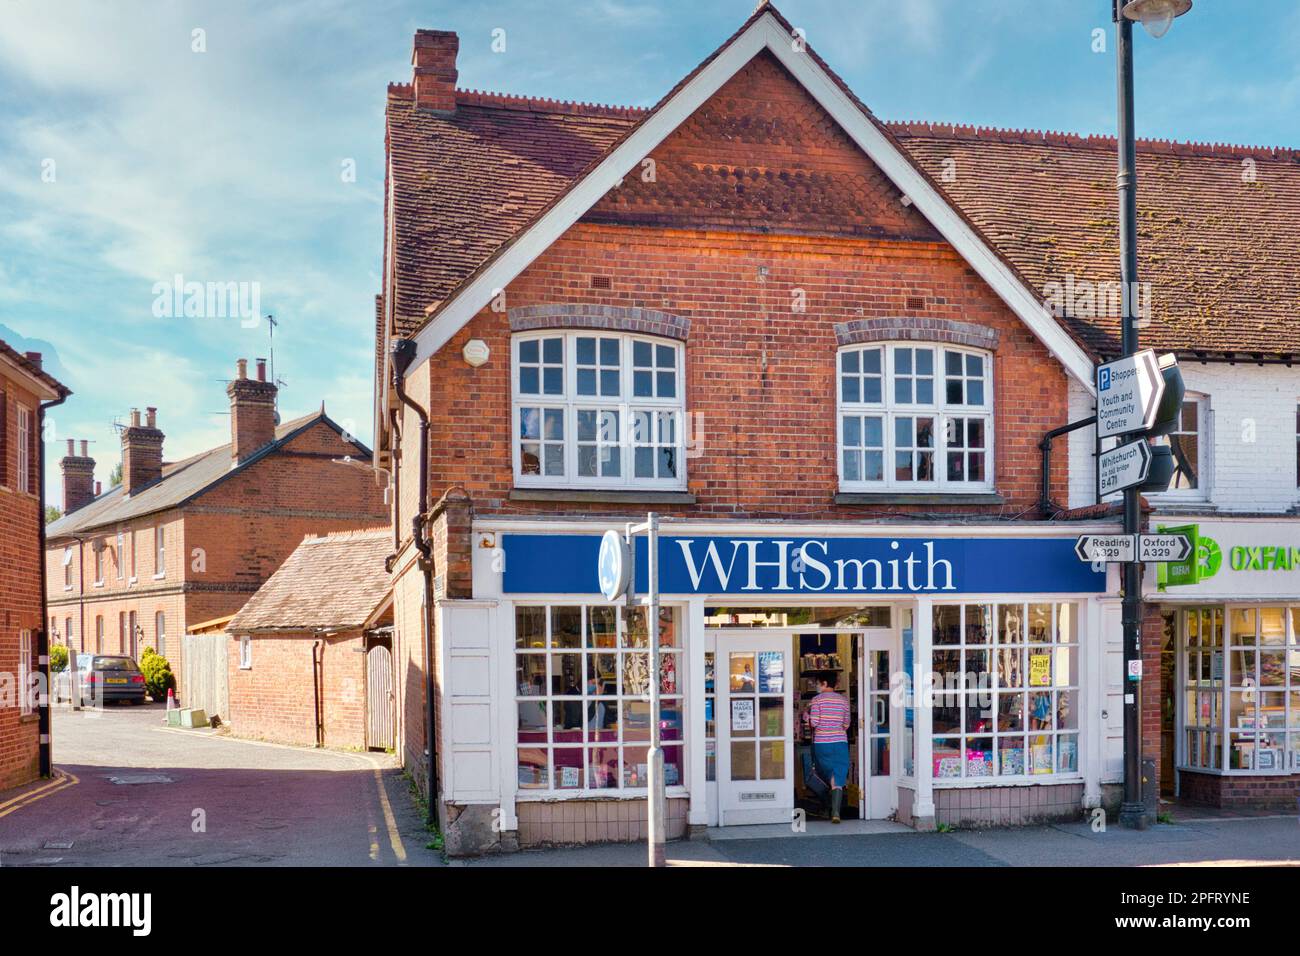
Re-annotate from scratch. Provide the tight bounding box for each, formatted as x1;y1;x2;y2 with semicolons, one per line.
860;629;897;819
718;635;793;825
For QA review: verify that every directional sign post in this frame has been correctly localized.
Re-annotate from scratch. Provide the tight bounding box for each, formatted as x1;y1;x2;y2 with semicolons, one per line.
1137;533;1192;563
1075;534;1137;563
1097;438;1152;498
1096;349;1165;439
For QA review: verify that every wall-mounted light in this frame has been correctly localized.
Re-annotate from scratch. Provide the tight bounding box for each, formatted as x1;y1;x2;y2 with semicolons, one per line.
462;340;490;368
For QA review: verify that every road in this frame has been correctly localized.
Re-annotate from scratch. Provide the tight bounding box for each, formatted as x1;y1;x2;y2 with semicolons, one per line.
0;702;441;867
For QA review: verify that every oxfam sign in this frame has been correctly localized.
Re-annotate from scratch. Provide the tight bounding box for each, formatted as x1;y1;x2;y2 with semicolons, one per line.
1158;522;1300;596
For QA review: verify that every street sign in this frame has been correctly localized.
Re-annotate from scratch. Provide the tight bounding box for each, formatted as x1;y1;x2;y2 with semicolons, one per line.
1137;532;1192;563
1096;349;1165;438
597;529;630;601
1097;438;1152;496
1075;534;1136;563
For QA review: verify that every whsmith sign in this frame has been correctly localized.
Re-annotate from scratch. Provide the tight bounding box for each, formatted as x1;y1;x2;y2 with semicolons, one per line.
501;534;1105;595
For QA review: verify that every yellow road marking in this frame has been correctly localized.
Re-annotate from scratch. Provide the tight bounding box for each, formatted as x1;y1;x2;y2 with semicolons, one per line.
0;771;78;819
373;768;408;864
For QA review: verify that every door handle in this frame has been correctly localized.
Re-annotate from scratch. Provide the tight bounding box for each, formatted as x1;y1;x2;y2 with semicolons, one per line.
875;698;886;728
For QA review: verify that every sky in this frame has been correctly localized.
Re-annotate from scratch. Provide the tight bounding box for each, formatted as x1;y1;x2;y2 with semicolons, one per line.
2;0;1297;506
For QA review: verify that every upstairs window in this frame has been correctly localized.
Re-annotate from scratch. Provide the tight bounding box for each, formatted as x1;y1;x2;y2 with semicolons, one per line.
1152;395;1207;497
838;343;993;492
15;405;31;494
512;332;686;490
154;525;165;577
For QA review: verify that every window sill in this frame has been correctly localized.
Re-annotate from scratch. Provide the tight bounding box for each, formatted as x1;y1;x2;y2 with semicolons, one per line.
510;488;696;505
93;582;104;589
152;573;165;581
835;492;1004;506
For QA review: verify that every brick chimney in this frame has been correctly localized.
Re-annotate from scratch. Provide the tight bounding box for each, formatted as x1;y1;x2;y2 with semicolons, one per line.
226;357;278;463
412;30;458;111
121;407;164;496
60;439;96;513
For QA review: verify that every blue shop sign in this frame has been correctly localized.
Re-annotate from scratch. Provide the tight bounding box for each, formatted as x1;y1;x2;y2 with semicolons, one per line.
501;534;1106;595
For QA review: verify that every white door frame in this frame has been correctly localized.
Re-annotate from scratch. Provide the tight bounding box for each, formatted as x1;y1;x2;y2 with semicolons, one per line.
859;627;900;819
716;633;795;826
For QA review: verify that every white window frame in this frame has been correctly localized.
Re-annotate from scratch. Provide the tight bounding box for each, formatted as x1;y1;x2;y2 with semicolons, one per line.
116;531;125;580
837;342;994;493
510;331;687;491
239;635;252;670
62;545;73;589
1150;393;1209;501
18;629;33;715
15;404;31;494
94;541;105;586
155;611;165;654
154;525;165;579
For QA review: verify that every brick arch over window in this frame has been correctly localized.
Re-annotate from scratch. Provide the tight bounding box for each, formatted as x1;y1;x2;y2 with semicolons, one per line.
835;318;999;351
508;305;691;341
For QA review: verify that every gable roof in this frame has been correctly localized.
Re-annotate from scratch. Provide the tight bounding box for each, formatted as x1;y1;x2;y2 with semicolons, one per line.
0;339;70;402
46;410;371;539
386;2;1096;390
227;527;391;634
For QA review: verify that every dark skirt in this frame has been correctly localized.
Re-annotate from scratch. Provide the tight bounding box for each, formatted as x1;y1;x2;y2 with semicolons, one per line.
813;741;850;788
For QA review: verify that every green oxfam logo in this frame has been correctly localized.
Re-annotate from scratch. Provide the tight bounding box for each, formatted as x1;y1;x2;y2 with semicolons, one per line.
1197;536;1222;579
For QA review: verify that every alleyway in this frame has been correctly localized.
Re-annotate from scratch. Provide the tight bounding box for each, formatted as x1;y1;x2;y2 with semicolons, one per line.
0;703;441;867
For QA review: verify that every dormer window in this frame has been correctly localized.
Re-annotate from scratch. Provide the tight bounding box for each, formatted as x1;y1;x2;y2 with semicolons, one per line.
838;343;993;493
512;332;686;490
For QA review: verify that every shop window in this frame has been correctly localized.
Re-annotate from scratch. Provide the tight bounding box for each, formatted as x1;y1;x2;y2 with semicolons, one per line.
511;333;686;490
931;602;1079;780
514;604;684;793
1180;606;1300;773
704;651;717;783
1295;404;1299;488
838;344;992;493
1152;396;1207;496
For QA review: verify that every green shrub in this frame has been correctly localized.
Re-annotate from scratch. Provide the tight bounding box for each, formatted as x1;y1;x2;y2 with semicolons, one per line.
50;644;69;673
139;647;176;701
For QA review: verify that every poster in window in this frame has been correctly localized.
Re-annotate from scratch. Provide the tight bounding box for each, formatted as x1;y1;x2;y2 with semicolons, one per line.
1211;650;1224;680
731;699;755;733
1028;652;1052;687
757;651;785;694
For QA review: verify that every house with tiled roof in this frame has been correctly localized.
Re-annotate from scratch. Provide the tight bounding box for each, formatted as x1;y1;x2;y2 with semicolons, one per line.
226;527;394;749
45;357;388;700
1;340;69;790
371;3;1300;852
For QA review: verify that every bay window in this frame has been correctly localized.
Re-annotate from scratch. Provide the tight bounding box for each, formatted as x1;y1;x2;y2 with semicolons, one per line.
838;343;992;492
512;332;685;489
515;604;684;793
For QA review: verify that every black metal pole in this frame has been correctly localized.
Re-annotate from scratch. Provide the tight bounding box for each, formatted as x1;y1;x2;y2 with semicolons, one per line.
1115;0;1148;830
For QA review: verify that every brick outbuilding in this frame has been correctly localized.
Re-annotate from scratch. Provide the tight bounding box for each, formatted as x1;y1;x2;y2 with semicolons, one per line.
226;528;394;750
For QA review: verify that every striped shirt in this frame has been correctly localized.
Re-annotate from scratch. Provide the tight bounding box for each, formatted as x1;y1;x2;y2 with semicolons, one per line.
807;690;851;743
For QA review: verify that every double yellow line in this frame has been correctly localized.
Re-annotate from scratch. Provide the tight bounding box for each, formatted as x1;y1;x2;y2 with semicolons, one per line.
0;770;78;819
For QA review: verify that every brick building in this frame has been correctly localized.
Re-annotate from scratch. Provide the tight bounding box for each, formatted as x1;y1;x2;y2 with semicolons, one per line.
45;358;388;694
0;340;69;791
226;527;393;749
371;3;1298;853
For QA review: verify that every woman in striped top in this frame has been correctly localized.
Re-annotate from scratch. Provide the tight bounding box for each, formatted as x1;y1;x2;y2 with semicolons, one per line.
807;673;852;823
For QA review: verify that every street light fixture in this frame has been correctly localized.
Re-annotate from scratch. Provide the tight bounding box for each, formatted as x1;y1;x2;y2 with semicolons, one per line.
1121;0;1192;38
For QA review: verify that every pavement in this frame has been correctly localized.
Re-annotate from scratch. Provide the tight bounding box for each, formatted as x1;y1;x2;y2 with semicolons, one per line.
0;701;443;867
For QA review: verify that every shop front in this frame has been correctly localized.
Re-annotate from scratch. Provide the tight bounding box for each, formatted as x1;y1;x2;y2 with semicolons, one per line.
442;521;1122;848
1147;517;1300;809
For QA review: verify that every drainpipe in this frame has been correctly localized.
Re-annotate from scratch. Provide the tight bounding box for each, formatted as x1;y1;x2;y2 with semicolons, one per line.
1037;414;1096;516
37;391;68;777
390;337;438;823
384;407;402;572
312;640;323;747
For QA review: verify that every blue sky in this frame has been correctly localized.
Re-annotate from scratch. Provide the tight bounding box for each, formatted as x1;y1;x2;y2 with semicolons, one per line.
3;0;1297;505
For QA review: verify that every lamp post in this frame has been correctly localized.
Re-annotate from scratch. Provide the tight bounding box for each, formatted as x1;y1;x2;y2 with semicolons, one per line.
1113;0;1191;830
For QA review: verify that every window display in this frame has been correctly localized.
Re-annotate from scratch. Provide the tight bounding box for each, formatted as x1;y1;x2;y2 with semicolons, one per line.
515;604;684;792
931;602;1079;779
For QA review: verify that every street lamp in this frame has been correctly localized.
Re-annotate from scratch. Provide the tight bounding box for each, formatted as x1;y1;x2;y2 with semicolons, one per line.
1112;0;1191;830
1121;0;1192;39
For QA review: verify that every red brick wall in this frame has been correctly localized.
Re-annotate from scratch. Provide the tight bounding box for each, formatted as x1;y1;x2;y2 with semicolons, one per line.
1181;769;1300;812
226;630;366;749
0;373;43;790
418;223;1070;519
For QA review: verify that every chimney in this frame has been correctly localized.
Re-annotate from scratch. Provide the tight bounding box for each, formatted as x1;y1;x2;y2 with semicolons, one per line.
24;351;42;370
60;438;96;514
226;356;278;463
412;30;458;111
121;407;164;496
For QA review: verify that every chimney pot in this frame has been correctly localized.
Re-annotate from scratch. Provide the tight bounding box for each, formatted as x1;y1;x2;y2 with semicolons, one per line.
236;358;248;380
256;358;267;382
96;481;101;496
130;408;141;428
80;440;88;457
146;407;157;428
66;438;74;455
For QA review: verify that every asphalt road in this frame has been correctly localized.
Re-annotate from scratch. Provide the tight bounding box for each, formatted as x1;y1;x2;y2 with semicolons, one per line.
0;702;441;867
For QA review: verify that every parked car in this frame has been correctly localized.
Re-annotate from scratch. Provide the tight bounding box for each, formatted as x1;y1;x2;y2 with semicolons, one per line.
56;654;147;706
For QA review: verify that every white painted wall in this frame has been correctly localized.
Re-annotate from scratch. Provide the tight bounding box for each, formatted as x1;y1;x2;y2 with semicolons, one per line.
1068;362;1300;514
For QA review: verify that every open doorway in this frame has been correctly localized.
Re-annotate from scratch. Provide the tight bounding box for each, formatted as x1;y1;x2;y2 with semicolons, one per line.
794;633;862;821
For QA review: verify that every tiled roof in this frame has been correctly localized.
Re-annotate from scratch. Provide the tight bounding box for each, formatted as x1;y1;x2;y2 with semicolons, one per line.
46;411;368;539
227;527;391;633
384;7;1300;359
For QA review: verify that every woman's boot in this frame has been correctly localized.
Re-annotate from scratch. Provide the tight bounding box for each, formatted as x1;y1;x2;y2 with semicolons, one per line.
830;787;843;824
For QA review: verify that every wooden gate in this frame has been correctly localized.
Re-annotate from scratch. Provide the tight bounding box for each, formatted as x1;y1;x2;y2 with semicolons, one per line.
366;642;395;751
180;631;229;721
